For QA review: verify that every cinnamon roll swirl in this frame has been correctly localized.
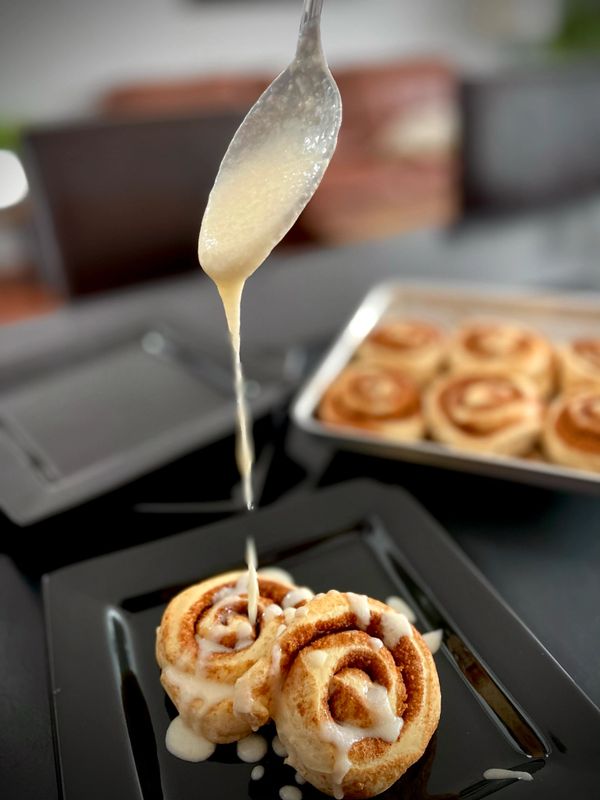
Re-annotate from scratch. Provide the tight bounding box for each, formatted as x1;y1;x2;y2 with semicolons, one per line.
449;321;555;396
543;391;600;472
318;363;425;442
238;591;440;799
357;320;446;384
156;570;304;743
558;338;600;394
425;373;543;456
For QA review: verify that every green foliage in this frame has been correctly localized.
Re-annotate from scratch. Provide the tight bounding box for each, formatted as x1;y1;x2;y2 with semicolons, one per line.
553;0;600;53
0;122;22;152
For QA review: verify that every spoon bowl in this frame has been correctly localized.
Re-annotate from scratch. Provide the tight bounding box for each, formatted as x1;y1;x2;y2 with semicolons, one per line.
199;0;342;282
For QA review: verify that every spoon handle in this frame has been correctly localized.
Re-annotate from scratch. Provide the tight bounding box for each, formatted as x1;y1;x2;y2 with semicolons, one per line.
297;0;324;60
301;0;323;24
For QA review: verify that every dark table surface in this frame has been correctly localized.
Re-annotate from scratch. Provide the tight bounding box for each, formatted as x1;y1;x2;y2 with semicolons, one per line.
2;210;600;799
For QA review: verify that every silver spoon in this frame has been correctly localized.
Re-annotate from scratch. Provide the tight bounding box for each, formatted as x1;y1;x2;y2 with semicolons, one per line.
206;0;342;247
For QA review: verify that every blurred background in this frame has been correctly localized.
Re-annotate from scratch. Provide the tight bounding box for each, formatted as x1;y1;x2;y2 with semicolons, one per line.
1;0;600;313
2;0;600;527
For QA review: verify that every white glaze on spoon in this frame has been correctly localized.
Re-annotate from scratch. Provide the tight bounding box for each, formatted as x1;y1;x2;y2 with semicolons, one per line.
197;0;340;513
165;716;216;762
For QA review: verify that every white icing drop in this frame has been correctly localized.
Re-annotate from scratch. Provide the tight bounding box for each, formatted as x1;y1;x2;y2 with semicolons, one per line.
284;607;297;624
295;606;308;618
246;538;259;627
369;637;384;651
197;636;234;657
251;765;265;780
346;593;371;629
385;595;417;624
276;624;287;638
483;768;533;782
422;629;443;654
212;584;237;605
272;735;288;757
233;678;256;718
271;643;282;678
262;604;284;624
381;611;413;648
305;650;328;669
165;716;215;762
282;587;314;609
201;575;260;653
162;665;234;714
258;567;295;585
201;620;254;653
237;733;268;763
280;787;302;800
295;772;306;785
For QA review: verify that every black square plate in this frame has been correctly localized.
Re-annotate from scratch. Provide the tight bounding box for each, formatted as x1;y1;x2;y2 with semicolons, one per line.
44;480;600;799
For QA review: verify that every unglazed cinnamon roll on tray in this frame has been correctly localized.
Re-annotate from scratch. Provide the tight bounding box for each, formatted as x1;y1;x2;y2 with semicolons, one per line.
424;372;543;456
317;363;425;442
558;338;600;394
448;320;555;397
543;391;600;472
156;566;441;799
356;320;446;385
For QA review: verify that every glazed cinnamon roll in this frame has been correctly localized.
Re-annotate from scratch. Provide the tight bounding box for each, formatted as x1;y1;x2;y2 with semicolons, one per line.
449;321;555;396
318;363;425;442
543;391;600;472
558;338;600;394
237;591;440;799
357;320;446;384
425;373;543;456
156;570;308;743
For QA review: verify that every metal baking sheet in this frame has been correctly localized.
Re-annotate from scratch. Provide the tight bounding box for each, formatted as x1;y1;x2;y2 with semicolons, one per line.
292;281;600;494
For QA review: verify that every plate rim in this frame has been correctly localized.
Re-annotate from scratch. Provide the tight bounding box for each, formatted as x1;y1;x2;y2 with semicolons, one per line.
43;479;600;799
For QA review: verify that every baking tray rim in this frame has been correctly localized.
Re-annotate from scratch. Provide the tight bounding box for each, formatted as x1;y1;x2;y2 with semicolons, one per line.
291;279;600;493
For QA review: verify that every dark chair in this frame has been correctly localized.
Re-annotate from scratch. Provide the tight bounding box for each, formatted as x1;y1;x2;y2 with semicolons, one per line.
22;113;243;296
461;61;600;214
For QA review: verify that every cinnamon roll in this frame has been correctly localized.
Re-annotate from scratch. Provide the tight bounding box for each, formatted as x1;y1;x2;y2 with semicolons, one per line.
156;570;306;743
558;338;600;394
357;320;446;384
449;321;555;396
318;363;425;442
425;372;543;456
543;391;600;472
238;591;440;799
